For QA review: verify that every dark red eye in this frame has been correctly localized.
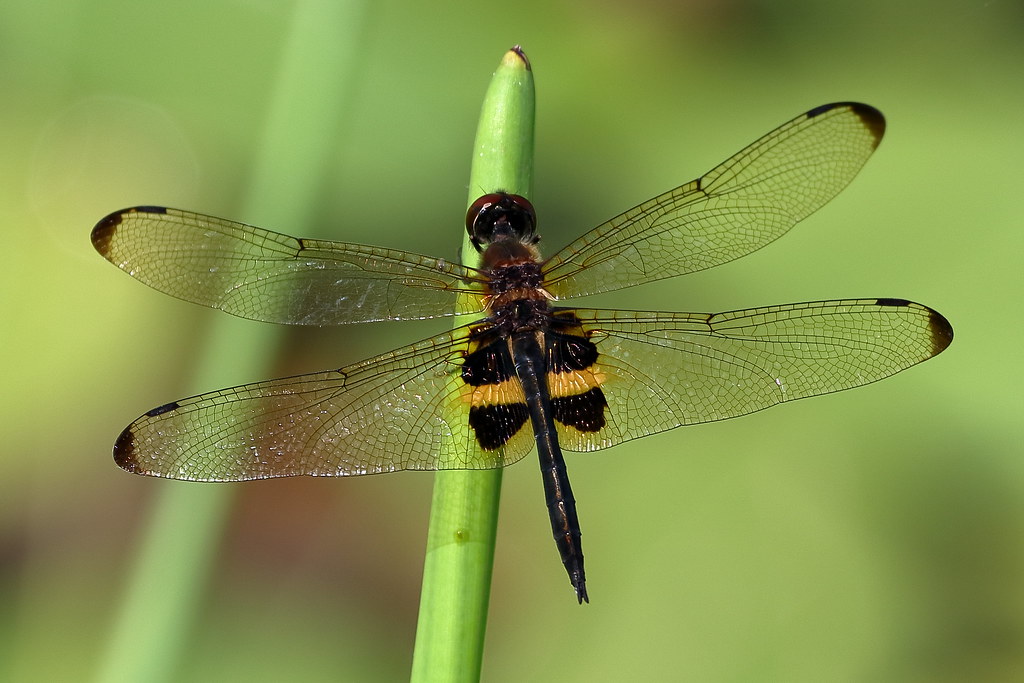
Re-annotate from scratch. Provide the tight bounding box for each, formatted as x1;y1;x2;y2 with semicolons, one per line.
465;192;537;251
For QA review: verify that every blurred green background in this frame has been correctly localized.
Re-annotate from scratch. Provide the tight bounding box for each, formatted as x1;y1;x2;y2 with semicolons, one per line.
2;0;1021;681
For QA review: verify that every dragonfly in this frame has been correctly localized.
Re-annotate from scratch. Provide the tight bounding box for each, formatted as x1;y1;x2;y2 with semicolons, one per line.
93;102;952;604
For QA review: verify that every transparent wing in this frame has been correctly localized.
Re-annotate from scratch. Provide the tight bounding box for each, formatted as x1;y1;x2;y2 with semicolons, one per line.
113;325;535;481
542;103;886;299
554;299;952;451
92;206;484;325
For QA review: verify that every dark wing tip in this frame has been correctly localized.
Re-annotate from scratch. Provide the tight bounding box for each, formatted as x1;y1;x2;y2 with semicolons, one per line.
807;102;886;148
113;401;182;475
926;308;954;355
91;206;169;256
850;103;886;147
112;424;140;472
875;298;954;357
91;210;126;256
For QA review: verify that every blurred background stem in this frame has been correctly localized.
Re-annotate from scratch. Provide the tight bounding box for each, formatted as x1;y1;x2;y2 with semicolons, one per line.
93;1;366;680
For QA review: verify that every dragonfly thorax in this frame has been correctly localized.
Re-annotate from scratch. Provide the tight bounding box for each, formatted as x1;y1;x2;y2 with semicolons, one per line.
483;251;550;319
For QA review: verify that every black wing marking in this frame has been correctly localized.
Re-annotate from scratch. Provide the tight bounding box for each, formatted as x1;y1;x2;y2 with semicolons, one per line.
92;206;485;325
553;299;951;450
542;103;885;299
113;325;535;481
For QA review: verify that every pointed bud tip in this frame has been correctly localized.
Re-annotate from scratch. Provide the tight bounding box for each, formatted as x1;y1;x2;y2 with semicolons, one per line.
504;45;531;71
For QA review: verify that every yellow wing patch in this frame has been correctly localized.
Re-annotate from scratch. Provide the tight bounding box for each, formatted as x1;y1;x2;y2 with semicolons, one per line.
462;378;527;407
460;366;606;408
548;366;606;398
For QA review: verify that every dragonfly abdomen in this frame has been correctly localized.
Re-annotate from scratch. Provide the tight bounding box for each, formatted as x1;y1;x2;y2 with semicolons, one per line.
512;331;589;604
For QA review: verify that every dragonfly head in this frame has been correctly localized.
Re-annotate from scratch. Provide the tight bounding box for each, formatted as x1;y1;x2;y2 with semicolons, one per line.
466;192;538;252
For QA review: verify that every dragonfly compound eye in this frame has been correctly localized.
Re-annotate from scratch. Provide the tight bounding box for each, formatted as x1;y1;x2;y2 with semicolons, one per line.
466;192;537;250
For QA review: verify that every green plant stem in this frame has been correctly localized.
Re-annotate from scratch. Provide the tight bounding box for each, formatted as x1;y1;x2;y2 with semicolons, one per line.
93;2;366;681
411;47;535;683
